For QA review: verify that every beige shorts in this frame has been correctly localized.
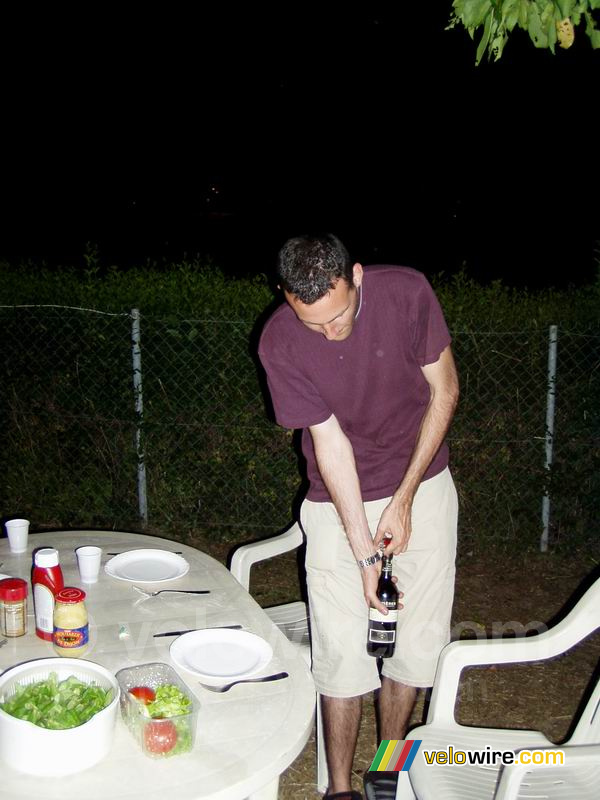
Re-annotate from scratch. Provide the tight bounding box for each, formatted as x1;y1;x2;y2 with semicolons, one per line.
300;467;458;697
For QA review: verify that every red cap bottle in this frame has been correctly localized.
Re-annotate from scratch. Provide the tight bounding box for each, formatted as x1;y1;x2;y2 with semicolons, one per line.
32;548;65;640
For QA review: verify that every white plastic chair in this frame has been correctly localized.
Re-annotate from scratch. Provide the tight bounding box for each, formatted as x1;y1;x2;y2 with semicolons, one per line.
397;575;600;800
230;522;329;794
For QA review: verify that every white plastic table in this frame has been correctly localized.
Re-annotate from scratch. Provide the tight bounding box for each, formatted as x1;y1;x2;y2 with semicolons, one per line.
0;530;315;800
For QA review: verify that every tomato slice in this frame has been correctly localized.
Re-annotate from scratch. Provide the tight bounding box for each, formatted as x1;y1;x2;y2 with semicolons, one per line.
143;719;178;754
129;686;156;704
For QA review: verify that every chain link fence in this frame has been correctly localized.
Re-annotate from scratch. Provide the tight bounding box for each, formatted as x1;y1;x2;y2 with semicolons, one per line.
1;307;138;529
1;306;598;552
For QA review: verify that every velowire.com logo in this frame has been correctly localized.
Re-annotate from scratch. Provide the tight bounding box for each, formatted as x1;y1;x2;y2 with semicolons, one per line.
369;740;566;772
369;739;422;772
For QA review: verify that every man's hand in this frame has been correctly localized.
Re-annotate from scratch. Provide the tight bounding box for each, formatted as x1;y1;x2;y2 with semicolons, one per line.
374;497;413;555
360;562;403;614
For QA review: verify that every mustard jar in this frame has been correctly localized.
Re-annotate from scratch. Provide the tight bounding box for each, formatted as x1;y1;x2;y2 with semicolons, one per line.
52;587;89;657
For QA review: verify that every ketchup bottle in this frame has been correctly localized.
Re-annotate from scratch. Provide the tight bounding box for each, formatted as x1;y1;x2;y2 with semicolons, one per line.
32;548;65;640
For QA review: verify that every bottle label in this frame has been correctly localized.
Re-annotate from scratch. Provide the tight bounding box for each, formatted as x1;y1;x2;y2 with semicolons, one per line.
34;583;55;633
1;602;26;637
53;624;89;649
369;608;398;624
369;627;396;644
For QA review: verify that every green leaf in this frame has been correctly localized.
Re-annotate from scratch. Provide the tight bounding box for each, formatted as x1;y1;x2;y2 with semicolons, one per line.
528;6;550;47
541;1;556;27
518;0;530;28
585;10;600;45
571;10;583;25
476;8;495;62
556;0;576;16
503;0;522;29
455;0;494;28
547;13;558;51
490;28;510;59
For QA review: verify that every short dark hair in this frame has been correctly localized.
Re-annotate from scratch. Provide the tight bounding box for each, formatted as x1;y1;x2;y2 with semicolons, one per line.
277;233;353;304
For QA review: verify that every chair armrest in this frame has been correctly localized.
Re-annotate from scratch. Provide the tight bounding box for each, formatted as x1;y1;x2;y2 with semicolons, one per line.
427;577;600;726
229;522;303;590
494;744;600;800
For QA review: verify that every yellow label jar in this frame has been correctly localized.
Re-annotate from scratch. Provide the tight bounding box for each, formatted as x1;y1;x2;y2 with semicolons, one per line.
52;587;89;657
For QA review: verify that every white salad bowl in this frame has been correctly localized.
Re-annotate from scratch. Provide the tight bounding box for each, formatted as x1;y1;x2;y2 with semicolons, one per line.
0;657;120;776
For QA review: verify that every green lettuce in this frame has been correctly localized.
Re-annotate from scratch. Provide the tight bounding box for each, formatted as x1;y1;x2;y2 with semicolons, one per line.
0;673;112;729
146;684;191;719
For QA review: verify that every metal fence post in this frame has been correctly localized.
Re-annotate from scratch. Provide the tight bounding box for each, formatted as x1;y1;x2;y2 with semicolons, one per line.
131;308;148;525
541;324;558;552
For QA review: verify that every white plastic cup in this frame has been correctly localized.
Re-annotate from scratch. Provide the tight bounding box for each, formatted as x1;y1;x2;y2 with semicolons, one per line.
75;546;102;584
5;519;30;554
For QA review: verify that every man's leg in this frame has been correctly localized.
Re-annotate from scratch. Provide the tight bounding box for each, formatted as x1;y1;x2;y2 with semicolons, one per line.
301;498;381;795
365;471;457;798
363;680;416;800
321;694;362;794
378;677;416;739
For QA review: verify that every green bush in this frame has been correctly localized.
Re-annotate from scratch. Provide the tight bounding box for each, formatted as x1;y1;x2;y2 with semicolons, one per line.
0;257;273;317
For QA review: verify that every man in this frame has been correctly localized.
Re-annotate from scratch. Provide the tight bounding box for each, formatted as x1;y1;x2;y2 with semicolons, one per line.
258;234;459;800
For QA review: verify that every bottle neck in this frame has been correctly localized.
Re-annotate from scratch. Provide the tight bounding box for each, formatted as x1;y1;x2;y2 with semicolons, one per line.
381;555;393;574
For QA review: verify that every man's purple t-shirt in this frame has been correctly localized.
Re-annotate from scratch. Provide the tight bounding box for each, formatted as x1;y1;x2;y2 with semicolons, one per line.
258;265;452;502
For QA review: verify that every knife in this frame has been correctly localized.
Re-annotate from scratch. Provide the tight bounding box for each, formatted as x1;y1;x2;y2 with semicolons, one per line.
153;625;243;637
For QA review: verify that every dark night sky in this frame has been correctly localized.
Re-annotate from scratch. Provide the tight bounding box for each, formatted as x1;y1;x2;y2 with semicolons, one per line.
1;5;598;288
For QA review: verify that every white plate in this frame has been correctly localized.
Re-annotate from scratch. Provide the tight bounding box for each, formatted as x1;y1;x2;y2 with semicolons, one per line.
0;574;11;581
170;629;273;680
104;549;189;583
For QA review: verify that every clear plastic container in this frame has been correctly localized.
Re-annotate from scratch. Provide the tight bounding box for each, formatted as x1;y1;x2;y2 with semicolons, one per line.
115;662;198;759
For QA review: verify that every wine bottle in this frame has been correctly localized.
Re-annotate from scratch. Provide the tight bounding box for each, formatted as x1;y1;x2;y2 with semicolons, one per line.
366;549;398;658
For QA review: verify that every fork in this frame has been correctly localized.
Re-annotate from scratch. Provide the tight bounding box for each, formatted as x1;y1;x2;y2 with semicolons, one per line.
107;551;183;555
198;672;289;693
133;586;210;598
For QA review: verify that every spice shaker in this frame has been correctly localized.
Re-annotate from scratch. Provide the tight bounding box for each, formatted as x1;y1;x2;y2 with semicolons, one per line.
0;578;28;637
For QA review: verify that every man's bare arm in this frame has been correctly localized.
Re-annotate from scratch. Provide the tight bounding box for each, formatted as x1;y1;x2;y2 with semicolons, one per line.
376;344;459;555
309;414;391;614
